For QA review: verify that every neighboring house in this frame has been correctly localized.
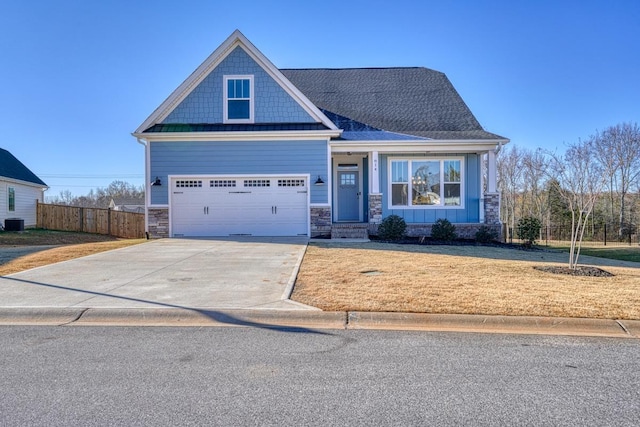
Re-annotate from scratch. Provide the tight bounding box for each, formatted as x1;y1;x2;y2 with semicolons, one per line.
0;148;48;228
133;30;508;239
108;197;145;213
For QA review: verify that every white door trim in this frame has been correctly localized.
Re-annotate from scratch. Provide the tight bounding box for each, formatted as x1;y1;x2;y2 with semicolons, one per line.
332;156;364;222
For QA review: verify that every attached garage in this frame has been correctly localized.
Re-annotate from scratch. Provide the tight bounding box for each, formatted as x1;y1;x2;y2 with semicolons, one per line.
170;175;309;237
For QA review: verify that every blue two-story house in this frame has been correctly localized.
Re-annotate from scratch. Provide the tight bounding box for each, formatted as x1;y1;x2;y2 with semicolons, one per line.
133;30;508;239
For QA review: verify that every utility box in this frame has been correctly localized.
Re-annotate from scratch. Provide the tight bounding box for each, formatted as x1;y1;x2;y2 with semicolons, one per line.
4;218;24;231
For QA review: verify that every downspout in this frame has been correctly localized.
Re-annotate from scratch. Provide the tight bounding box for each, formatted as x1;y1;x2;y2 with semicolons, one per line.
136;137;150;238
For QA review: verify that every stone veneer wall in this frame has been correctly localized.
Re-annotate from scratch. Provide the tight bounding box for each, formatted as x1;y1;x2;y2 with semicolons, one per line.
148;208;169;238
310;206;332;237
484;192;501;225
368;194;383;225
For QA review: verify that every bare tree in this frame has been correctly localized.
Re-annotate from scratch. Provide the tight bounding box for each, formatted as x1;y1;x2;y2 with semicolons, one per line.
521;148;550;224
47;190;74;205
592;122;640;235
45;181;144;208
547;139;605;268
497;145;524;241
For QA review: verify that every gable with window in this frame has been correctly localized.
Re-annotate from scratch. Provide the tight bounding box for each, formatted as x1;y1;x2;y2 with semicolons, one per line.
390;158;463;208
224;75;253;123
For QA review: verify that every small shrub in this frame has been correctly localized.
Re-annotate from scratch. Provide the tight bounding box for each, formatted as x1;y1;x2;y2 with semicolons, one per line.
475;225;499;243
516;216;541;248
377;215;407;241
431;218;457;241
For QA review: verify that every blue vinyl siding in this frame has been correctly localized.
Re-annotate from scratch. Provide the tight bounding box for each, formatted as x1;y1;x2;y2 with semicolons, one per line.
163;46;315;124
380;153;481;223
150;140;328;205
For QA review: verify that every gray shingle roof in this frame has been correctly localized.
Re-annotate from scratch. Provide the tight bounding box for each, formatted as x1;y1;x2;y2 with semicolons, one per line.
0;148;47;186
281;67;506;141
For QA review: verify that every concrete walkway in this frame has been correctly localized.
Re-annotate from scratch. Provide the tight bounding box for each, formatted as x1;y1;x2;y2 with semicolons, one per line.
0;237;314;311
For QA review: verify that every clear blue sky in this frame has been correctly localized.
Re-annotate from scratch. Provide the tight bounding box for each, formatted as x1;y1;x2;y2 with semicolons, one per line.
1;0;638;197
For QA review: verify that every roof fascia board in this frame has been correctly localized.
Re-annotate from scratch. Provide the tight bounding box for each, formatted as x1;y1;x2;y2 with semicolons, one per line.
135;30;338;134
0;176;49;189
330;139;509;153
133;129;341;142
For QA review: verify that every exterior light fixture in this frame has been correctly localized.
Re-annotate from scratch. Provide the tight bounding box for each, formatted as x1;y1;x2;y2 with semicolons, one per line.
151;177;162;186
314;175;325;186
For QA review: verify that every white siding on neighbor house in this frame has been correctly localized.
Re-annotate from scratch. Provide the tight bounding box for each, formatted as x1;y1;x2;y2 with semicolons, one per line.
0;180;45;227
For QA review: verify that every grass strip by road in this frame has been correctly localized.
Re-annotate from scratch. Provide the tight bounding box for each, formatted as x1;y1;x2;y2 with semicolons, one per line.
292;241;640;320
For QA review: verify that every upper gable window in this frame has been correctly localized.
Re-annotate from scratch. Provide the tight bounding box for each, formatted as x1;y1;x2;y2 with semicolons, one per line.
224;75;254;123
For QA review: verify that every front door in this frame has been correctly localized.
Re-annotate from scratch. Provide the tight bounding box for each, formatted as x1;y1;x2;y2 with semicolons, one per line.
337;171;359;221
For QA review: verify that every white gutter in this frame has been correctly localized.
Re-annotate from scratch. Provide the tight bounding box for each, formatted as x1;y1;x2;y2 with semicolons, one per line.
136;137;150;236
330;140;509;154
132;129;342;142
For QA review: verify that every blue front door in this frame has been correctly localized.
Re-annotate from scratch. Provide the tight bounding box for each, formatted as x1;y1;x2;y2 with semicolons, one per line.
337;171;359;221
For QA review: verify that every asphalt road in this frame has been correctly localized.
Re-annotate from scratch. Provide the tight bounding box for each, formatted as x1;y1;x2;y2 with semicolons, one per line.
1;326;639;426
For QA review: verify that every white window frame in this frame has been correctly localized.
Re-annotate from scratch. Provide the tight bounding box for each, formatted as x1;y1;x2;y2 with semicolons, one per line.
8;187;15;212
388;157;464;209
223;75;254;124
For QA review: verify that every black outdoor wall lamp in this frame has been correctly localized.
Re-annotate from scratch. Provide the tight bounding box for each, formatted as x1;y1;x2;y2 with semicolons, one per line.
314;175;325;185
151;177;162;186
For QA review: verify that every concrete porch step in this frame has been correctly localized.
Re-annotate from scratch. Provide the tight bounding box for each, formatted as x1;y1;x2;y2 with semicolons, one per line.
331;223;369;239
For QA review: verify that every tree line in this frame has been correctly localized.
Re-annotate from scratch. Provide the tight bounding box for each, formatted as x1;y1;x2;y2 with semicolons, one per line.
46;180;145;209
498;122;640;247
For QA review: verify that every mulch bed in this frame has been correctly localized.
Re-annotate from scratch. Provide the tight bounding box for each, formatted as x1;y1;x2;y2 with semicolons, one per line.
533;265;614;277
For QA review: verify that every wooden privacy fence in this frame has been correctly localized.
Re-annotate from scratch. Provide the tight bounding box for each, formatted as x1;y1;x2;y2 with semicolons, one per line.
37;202;145;239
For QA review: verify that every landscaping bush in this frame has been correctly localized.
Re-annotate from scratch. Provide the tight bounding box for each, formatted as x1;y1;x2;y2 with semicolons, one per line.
516;216;541;248
475;225;499;243
377;215;407;241
431;218;457;241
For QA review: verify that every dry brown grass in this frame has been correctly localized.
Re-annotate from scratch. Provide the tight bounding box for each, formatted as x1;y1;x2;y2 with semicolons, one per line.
292;242;640;319
0;238;146;276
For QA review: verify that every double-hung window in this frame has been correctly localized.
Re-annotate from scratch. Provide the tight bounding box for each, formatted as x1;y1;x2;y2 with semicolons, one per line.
389;158;462;208
8;187;15;212
224;75;253;123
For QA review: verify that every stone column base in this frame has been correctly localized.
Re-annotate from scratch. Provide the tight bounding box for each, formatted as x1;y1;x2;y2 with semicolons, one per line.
310;206;332;237
368;193;382;225
148;208;169;238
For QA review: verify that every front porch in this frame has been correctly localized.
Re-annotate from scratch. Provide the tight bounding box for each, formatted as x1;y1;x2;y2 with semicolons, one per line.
310;148;502;239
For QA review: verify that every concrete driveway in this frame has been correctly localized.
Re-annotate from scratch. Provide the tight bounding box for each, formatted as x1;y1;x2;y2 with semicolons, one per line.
0;237;316;311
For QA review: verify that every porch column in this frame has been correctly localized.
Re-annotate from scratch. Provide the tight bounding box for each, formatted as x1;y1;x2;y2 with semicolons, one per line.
368;151;383;224
484;149;501;228
487;149;497;193
370;151;380;193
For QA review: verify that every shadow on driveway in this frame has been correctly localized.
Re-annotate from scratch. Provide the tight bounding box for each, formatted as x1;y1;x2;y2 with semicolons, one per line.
0;276;332;335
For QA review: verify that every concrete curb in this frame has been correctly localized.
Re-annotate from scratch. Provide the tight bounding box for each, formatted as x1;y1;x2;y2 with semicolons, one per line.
74;308;348;329
347;312;632;337
0;307;347;329
618;320;640;338
0;307;638;338
0;307;86;325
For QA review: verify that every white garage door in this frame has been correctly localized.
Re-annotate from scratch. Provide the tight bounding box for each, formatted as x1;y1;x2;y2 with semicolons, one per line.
170;176;308;237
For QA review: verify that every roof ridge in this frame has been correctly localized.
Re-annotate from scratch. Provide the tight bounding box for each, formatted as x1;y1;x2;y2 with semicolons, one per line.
280;66;433;71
